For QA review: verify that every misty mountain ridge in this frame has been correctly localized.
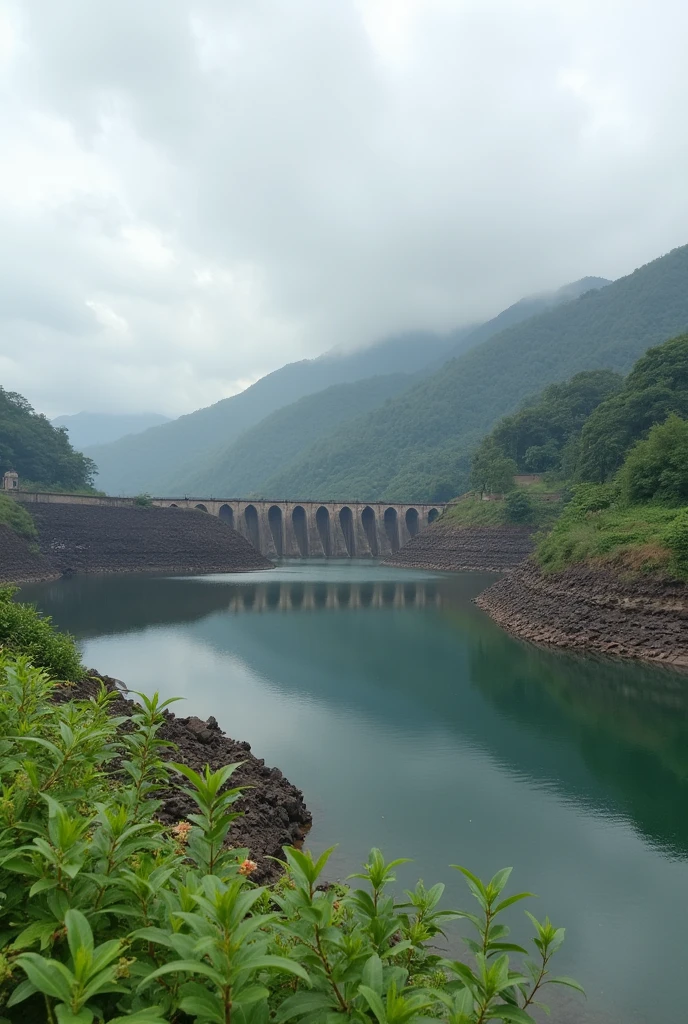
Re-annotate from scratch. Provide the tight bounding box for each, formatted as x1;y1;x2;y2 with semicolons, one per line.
260;246;688;501
86;274;609;496
53;412;171;450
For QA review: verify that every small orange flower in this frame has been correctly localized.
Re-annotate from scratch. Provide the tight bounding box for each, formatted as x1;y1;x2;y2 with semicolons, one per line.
239;858;258;876
172;821;192;844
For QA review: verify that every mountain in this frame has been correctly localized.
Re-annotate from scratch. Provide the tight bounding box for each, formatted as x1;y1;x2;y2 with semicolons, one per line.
86;330;463;495
261;245;688;502
124;276;608;499
452;277;611;353
52;412;171;450
180;373;418;497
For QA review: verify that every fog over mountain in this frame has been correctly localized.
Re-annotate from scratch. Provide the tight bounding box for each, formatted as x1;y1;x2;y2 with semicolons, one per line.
2;0;688;420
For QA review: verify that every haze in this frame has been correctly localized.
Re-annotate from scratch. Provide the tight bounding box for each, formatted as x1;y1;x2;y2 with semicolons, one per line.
1;0;687;418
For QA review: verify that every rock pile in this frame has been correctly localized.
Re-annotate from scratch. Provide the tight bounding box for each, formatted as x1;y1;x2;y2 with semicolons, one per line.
385;522;534;573
477;560;688;668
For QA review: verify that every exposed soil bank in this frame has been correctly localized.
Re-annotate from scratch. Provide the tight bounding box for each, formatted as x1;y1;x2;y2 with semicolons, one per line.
1;503;272;583
384;522;534;572
63;673;312;884
477;560;688;669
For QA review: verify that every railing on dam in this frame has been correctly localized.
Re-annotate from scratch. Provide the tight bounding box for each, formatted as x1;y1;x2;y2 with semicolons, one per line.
9;491;445;559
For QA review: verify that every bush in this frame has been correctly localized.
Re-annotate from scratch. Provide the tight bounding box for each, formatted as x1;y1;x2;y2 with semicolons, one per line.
0;654;581;1023
133;493;154;507
0;587;83;680
617;414;688;504
0;493;36;539
504;490;534;523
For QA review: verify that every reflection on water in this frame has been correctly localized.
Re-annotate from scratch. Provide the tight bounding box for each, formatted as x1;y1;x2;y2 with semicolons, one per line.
19;560;688;1024
228;579;438;612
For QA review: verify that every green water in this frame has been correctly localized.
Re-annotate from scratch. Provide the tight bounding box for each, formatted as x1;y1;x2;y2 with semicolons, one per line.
20;560;688;1024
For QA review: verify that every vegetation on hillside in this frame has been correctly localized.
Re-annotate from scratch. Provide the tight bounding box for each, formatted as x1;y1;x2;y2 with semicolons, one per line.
576;333;688;482
0;598;579;1022
264;244;688;501
444;492;562;528
0;387;96;491
184;374;418;498
86;332;458;496
0;493;37;539
471;370;622;479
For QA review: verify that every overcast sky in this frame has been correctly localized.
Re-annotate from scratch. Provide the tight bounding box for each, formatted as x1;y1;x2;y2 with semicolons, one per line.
1;0;687;418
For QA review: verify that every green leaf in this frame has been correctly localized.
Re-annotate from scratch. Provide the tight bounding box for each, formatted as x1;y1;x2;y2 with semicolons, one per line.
65;909;93;963
362;953;383;995
55;1007;93;1024
274;992;338;1023
14;953;73;1003
547;976;586;996
484;1006;537;1023
235;955;310;983
489;868;513;897
137;959;225;991
494;893;535;915
358;984;387;1023
178;991;225;1023
109;1012;169;1024
5;978;37;1008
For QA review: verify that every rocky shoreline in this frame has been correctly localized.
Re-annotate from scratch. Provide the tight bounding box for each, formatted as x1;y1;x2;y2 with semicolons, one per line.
64;672;312;884
384;522;534;573
477;559;688;669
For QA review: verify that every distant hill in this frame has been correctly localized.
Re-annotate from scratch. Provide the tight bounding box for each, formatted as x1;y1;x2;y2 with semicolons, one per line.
180;373;418;497
86;330;461;495
52;412;171;450
261;245;688;502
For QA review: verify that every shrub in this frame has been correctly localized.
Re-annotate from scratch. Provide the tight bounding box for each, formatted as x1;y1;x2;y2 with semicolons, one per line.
133;493;154;507
617;414;688;504
0;654;582;1023
504;490;534;523
0;493;36;539
0;587;83;680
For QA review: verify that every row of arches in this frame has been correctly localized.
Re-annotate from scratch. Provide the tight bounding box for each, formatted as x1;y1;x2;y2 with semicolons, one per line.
186;502;439;557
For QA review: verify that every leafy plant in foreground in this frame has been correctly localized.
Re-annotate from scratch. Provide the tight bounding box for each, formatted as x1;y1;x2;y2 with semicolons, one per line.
0;653;583;1022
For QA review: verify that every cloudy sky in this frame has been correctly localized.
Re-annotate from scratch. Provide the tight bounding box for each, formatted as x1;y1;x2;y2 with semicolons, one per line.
1;0;687;418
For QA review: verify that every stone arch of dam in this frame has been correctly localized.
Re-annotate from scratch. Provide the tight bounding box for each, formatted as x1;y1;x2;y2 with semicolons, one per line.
153;498;445;559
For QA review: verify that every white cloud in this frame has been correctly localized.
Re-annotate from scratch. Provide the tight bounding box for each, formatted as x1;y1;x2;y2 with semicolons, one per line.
1;0;688;418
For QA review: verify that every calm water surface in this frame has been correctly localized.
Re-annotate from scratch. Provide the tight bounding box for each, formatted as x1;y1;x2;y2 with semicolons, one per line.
21;561;688;1024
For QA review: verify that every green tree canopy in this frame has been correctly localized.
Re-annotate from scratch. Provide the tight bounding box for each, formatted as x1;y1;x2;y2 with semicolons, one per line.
618;414;688;504
471;369;622;480
577;334;688;482
0;387;95;490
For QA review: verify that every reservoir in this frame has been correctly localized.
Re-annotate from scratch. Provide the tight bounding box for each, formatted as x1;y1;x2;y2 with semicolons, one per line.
20;560;688;1024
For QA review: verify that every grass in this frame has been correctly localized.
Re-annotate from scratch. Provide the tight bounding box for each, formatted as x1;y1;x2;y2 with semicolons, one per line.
443;491;562;528
536;485;688;579
0;493;37;539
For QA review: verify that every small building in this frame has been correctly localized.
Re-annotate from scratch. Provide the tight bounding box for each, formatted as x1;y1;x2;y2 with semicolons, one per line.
2;471;18;491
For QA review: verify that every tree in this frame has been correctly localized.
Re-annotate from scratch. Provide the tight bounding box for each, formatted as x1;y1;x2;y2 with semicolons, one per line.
470;442;517;497
577;334;688;482
504;489;535;522
617;414;688;503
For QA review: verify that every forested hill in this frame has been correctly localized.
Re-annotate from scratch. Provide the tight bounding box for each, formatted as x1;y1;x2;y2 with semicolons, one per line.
0;388;95;490
263;244;688;502
178;373;418;498
450;276;610;354
85;330;458;496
